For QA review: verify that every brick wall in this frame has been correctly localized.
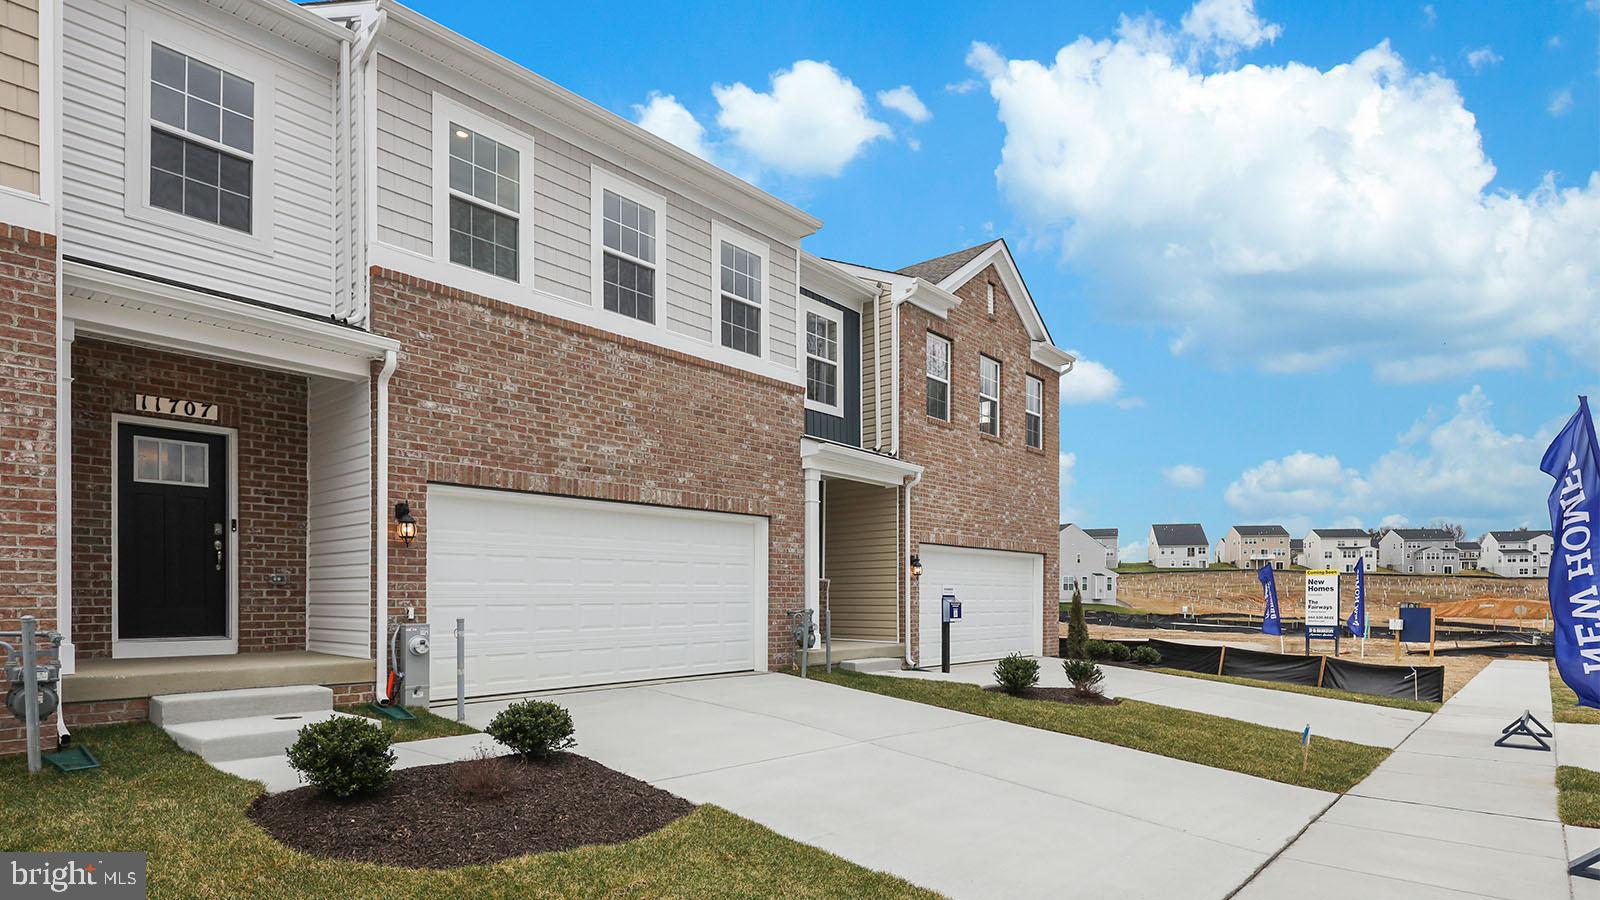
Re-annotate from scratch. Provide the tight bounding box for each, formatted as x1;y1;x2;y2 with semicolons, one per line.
0;226;55;638
368;268;807;667
899;263;1060;664
70;337;308;657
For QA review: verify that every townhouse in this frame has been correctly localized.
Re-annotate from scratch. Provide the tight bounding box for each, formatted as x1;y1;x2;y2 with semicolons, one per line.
1148;523;1208;568
1377;528;1460;574
0;0;1072;754
1456;540;1481;570
1478;530;1553;577
1059;524;1117;603
1216;524;1290;570
1302;528;1379;574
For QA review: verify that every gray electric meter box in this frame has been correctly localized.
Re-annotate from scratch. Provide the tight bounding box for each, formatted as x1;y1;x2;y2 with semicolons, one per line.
397;623;431;707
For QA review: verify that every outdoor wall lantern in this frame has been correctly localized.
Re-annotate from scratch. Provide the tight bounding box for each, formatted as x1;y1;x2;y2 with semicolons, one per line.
394;502;417;546
910;554;923;579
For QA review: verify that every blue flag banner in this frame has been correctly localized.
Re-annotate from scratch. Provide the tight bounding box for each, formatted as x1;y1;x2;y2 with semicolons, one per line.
1347;557;1366;635
1259;563;1282;635
1542;396;1600;710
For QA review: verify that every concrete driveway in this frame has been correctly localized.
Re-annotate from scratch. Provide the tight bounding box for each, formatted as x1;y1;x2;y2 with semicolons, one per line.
462;672;1333;899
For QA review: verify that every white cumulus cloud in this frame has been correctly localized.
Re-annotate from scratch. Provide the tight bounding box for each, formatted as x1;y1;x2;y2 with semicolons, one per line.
878;85;932;122
1119;539;1148;563
634;93;713;161
1163;464;1207;489
1549;87;1574;117
1465;45;1502;72
1058;354;1136;407
1059;452;1080;520
967;2;1600;383
713;60;890;177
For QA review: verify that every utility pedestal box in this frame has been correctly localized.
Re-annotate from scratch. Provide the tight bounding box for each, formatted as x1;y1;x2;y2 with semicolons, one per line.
396;623;431;708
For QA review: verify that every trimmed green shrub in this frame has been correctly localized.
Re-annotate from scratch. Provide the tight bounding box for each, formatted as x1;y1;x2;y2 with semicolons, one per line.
1131;646;1162;666
1108;642;1132;662
1064;590;1089;659
1061;658;1106;699
1082;639;1114;662
486;700;577;759
993;653;1040;695
286;716;395;799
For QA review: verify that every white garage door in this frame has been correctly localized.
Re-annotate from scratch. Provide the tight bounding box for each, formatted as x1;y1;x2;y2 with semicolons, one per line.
917;544;1042;667
427;486;767;700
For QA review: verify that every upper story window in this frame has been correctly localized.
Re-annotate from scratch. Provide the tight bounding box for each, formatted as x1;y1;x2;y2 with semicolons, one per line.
601;188;656;322
148;44;253;232
715;224;767;357
979;355;1001;436
448;123;520;280
803;300;843;416
1025;375;1044;449
926;333;950;420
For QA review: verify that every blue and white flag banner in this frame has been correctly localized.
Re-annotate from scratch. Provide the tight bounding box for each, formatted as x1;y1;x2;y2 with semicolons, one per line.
1347;557;1367;636
1259;563;1282;636
1542;396;1600;710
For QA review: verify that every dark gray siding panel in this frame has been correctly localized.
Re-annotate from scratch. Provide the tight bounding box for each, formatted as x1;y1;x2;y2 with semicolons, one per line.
802;290;861;446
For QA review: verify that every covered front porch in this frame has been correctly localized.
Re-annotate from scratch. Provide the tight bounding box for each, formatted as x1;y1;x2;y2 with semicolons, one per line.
56;261;399;710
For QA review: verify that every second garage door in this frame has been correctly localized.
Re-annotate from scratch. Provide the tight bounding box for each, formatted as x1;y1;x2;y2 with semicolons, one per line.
426;486;767;700
917;544;1043;666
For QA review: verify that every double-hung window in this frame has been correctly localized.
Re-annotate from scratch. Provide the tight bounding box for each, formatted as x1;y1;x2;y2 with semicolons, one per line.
447;123;520;281
1025;375;1044;448
600;188;656;322
803;300;843;415
715;224;766;356
978;355;1001;436
148;43;254;232
926;333;950;420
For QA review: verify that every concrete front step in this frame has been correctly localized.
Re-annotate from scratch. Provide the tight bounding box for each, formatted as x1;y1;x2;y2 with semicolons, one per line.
150;685;335;727
837;657;903;674
164;709;366;763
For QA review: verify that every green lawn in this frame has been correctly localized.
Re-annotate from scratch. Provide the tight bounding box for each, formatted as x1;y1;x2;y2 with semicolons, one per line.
0;723;934;900
341;704;479;742
1551;663;1600;725
810;669;1389;793
1559;766;1600;828
1150;668;1441;713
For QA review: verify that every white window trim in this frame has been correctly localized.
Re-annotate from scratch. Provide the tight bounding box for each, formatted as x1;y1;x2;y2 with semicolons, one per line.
711;220;770;360
979;354;1002;436
1025;374;1044;448
801;296;844;417
122;3;277;255
432;93;536;293
926;332;951;421
589;166;666;326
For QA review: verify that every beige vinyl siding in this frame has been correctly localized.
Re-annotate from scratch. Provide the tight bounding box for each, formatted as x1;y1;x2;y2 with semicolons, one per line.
372;54;800;363
874;285;894;448
823;479;899;642
0;0;40;194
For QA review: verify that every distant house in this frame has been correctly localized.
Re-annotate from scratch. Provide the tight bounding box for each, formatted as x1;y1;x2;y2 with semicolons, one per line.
1303;528;1379;574
1060;524;1118;602
1456;541;1482;571
1085;528;1119;565
1217;525;1291;569
1479;530;1554;577
1290;538;1304;567
1148;523;1209;568
1378;529;1460;575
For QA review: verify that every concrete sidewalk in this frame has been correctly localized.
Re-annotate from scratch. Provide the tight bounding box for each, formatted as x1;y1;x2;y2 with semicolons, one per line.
1237;659;1569;900
464;672;1334;899
890;659;1429;747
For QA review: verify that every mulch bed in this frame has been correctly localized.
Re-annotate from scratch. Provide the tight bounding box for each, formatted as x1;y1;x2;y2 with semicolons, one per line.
248;752;694;868
984;686;1123;707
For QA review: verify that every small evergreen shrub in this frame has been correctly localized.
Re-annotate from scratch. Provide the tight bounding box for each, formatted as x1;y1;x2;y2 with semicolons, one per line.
486;700;577;759
1108;642;1132;662
1131;646;1162;666
1061;658;1106;699
1082;639;1114;661
286;716;395;799
993;653;1040;695
1064;590;1090;659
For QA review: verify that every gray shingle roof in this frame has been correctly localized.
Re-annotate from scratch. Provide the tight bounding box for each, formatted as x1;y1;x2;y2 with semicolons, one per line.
1456;541;1481;551
1152;523;1208;546
1233;525;1289;537
1290;539;1304;550
895;240;1000;284
1084;528;1118;540
1310;528;1370;538
1392;528;1456;541
1489;530;1551;542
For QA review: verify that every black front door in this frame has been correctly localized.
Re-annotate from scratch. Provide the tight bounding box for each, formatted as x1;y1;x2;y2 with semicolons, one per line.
117;423;228;640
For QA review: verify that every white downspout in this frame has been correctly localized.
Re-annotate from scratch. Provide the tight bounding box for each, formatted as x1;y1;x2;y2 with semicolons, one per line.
374;349;397;699
803;468;822;655
336;36;350;319
902;470;921;666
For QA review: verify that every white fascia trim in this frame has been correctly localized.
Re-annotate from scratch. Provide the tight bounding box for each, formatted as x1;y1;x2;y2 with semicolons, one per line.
902;279;961;319
1032;342;1076;372
232;0;356;47
63;261;397;379
374;5;820;241
936;240;1052;343
799;251;876;310
0;186;52;232
800;438;922;488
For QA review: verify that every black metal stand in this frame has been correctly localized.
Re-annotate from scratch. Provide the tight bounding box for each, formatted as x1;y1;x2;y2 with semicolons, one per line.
1493;709;1552;751
1570;847;1600;881
941;621;950;673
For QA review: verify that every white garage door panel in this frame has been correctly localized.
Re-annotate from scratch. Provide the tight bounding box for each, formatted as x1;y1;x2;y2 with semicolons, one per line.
428;486;764;699
918;544;1042;667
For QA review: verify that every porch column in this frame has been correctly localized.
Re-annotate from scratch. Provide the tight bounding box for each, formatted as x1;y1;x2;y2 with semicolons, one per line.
804;467;821;638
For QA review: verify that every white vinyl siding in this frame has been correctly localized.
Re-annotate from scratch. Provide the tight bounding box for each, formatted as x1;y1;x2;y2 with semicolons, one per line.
62;0;339;316
305;378;371;658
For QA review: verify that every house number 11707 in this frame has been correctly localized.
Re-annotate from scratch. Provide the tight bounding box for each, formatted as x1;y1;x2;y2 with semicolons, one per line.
136;394;219;421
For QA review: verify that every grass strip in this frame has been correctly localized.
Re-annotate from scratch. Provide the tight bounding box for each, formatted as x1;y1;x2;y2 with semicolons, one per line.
1550;663;1600;725
1559;766;1600;828
341;704;479;742
1149;667;1440;713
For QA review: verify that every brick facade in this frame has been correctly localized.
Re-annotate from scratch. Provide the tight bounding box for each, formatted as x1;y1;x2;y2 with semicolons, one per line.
368;268;807;668
899;263;1060;664
70;337;309;657
0;226;56;635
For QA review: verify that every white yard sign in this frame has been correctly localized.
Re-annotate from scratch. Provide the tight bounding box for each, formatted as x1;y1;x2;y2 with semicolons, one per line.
1305;569;1340;640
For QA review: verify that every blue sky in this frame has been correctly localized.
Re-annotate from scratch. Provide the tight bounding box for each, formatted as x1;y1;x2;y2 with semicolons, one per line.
400;0;1599;557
